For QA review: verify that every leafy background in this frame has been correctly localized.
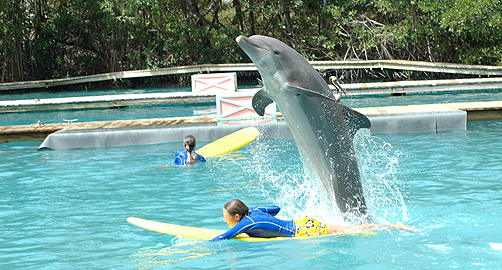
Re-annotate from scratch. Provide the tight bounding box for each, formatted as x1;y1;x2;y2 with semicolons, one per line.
1;0;501;83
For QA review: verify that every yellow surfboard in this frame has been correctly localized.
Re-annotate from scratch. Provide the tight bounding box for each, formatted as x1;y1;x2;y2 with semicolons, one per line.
196;127;259;158
127;217;225;240
127;217;375;242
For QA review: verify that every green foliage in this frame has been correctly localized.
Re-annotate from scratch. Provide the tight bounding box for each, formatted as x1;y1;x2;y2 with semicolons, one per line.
0;0;501;82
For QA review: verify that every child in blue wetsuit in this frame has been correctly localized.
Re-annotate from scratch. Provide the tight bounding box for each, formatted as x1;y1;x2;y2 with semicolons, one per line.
174;135;206;165
211;199;415;241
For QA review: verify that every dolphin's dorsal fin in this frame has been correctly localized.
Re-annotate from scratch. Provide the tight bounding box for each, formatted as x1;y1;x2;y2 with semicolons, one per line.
285;83;339;103
341;104;371;139
252;89;274;116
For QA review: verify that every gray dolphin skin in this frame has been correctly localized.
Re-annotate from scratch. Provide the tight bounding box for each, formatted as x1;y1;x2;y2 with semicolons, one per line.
236;35;372;220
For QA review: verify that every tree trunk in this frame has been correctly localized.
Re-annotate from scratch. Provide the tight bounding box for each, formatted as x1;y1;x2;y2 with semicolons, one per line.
281;0;293;36
1;31;7;83
249;0;256;35
233;0;244;31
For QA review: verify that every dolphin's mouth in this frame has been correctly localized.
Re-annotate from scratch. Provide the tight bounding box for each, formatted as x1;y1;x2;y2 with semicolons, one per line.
236;36;270;53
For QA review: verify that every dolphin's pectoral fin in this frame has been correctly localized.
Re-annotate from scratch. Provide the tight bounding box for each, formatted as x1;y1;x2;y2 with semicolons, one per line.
252;89;274;116
285;83;339;103
256;78;264;88
341;104;371;139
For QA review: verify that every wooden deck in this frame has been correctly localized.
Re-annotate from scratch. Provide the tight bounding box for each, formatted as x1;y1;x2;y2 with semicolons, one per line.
2;76;502;113
2;60;502;91
3;59;501;143
2;101;502;143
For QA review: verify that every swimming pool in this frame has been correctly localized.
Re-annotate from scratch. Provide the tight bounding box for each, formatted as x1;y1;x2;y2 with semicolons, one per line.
1;120;501;269
0;85;193;101
2;88;502;126
340;89;502;108
0;102;216;126
0;84;260;101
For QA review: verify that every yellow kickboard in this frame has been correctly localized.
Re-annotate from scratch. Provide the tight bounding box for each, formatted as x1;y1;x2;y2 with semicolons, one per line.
127;217;375;242
196;127;259;158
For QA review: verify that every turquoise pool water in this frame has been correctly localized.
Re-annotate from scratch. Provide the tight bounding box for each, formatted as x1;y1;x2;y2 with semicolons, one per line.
1;120;501;269
341;90;502;108
1;88;502;126
0;84;258;101
0;86;193;101
0;103;216;126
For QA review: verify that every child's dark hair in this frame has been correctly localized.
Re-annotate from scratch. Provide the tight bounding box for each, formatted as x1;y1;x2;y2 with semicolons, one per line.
224;199;249;221
184;135;197;161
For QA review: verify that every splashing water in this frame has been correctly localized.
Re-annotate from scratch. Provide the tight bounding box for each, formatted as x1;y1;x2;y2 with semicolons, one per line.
246;129;409;226
245;138;340;223
353;129;409;224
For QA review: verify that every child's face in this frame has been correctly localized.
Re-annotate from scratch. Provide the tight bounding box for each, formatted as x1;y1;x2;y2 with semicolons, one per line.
223;208;240;228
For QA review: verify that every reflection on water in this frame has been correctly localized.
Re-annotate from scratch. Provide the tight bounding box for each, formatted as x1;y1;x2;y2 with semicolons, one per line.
132;241;216;269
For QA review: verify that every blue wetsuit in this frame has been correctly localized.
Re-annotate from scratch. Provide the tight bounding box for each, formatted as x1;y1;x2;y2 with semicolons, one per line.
211;206;296;241
173;150;206;165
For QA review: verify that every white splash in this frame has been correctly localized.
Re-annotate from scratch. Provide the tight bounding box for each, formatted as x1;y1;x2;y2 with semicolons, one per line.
247;130;408;226
489;242;502;250
354;129;409;224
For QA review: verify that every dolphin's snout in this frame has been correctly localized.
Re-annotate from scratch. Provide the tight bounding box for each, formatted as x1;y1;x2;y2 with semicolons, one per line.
236;35;269;54
236;35;247;44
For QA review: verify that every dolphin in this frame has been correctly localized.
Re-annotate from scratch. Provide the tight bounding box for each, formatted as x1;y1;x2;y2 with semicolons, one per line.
236;35;371;220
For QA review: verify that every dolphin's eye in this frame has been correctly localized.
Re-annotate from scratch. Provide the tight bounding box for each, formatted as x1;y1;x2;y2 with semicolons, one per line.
274;50;280;55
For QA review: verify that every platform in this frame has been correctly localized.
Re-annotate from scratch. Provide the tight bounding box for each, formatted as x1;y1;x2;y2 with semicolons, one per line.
2;100;502;144
36;110;466;149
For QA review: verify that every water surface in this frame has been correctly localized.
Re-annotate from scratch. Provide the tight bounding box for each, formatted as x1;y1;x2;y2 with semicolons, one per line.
1;120;501;269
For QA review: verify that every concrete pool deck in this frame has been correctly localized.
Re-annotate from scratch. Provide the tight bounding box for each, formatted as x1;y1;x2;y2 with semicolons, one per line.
36;110;467;150
2;100;501;145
